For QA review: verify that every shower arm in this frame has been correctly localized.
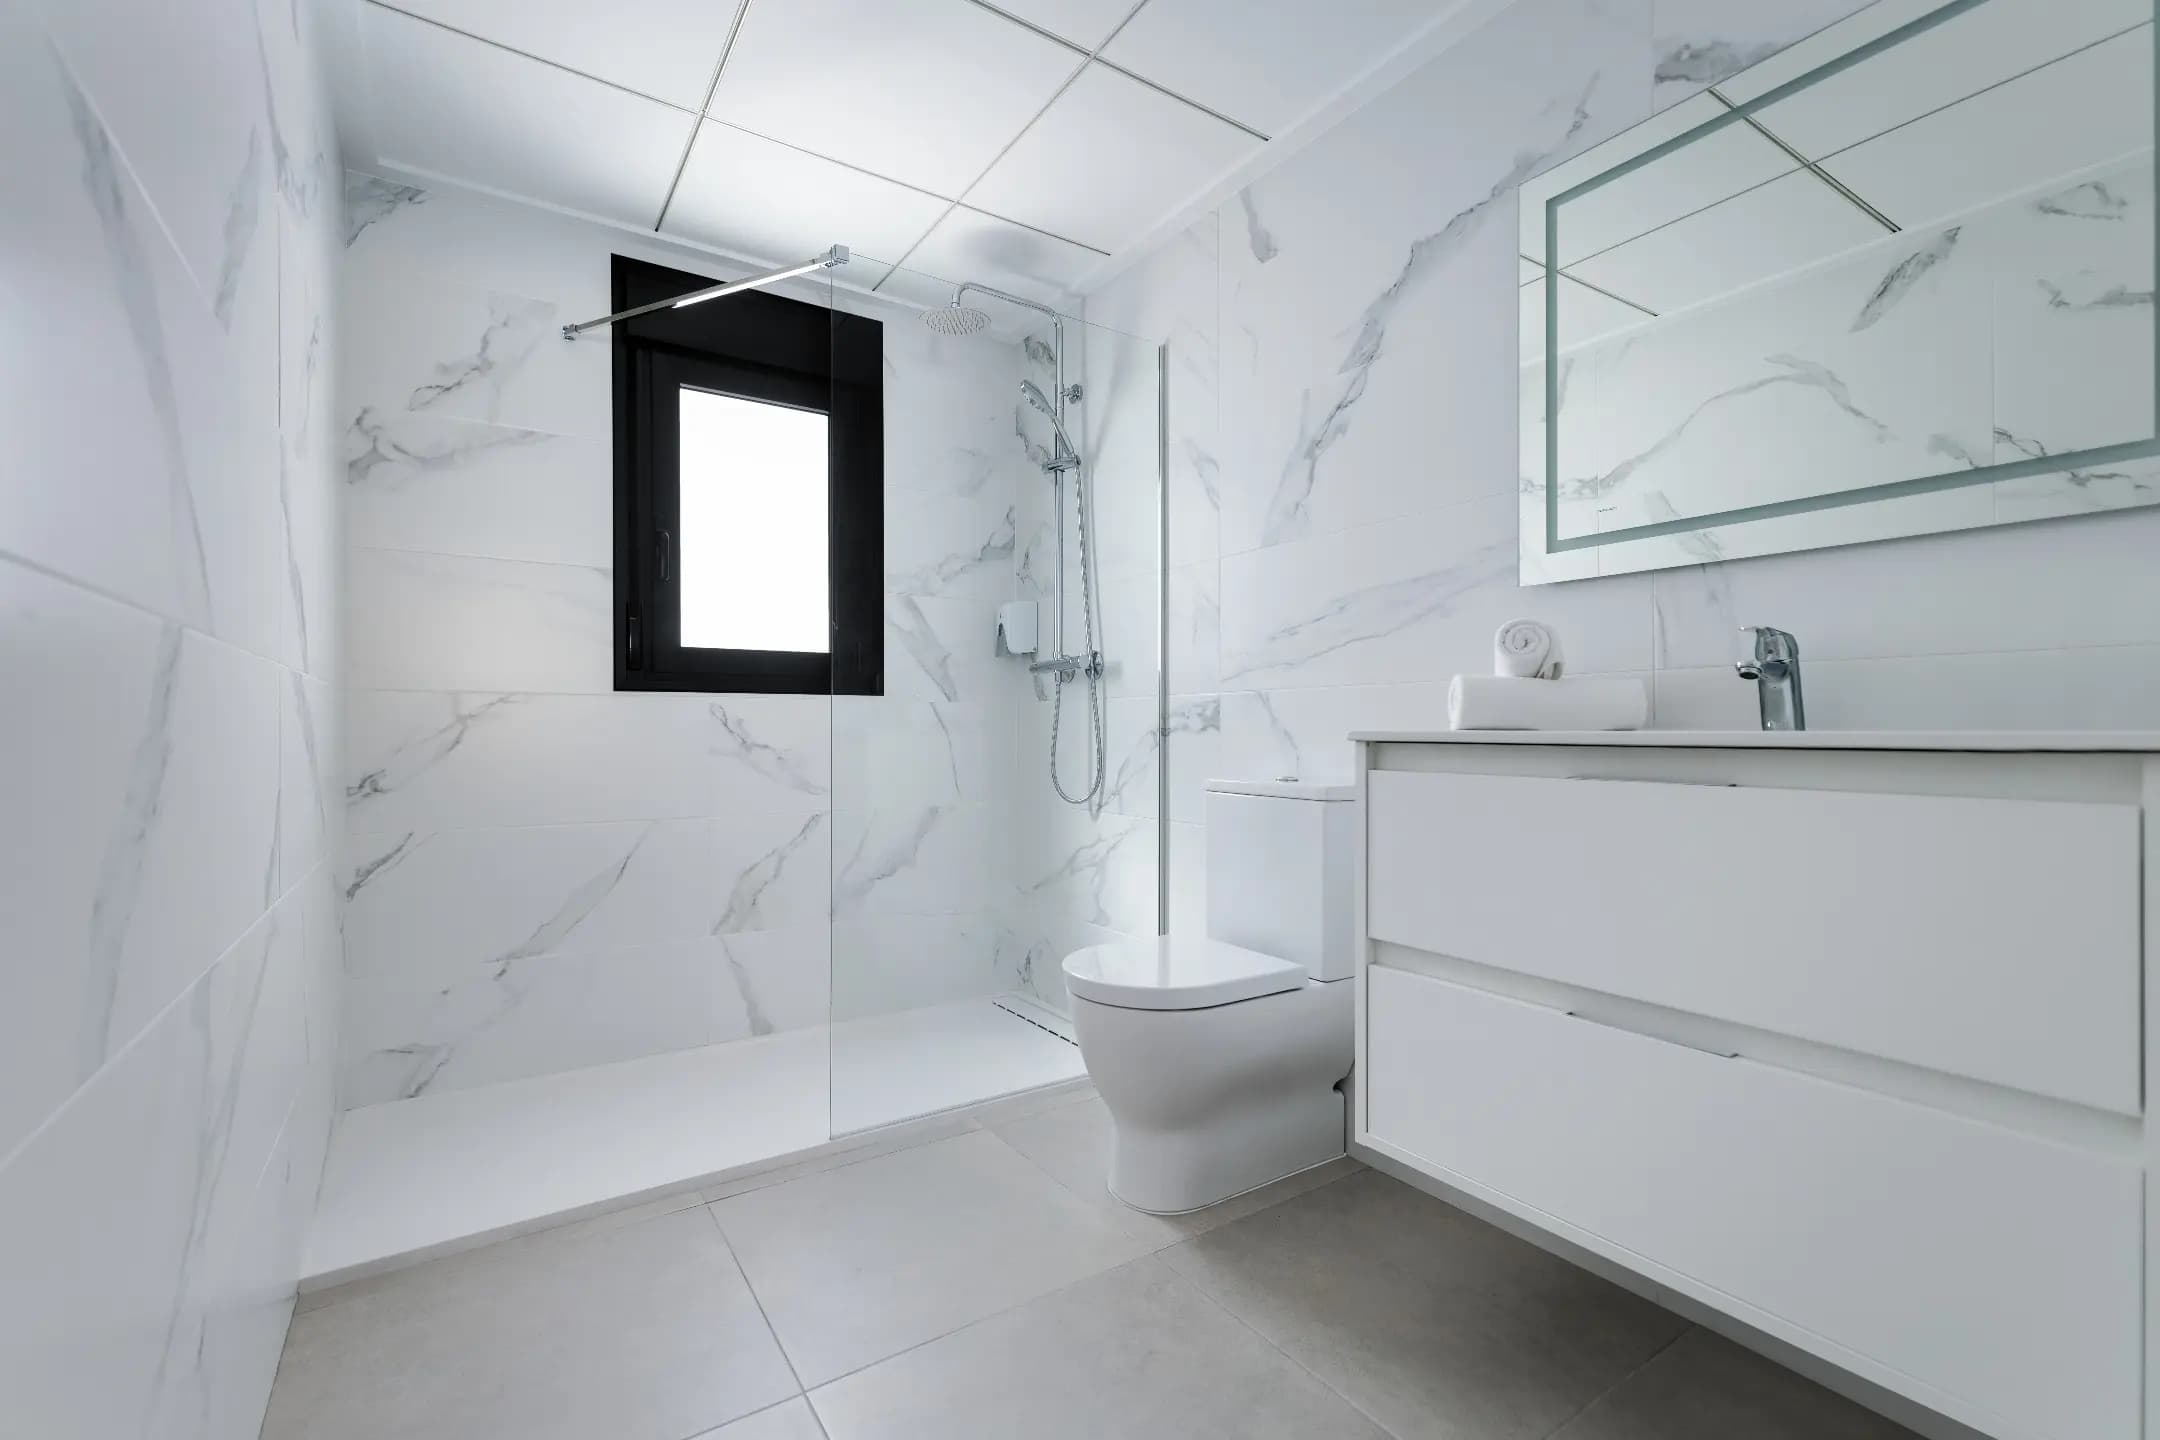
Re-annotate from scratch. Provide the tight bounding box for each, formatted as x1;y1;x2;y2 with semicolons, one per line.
560;245;849;338
952;283;1079;409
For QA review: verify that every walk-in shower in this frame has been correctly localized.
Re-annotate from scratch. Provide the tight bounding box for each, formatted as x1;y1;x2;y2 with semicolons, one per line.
925;283;1105;808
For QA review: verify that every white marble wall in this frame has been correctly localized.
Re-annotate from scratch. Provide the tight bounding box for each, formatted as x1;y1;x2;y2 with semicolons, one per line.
1084;0;2160;915
0;0;344;1433
338;180;1039;1093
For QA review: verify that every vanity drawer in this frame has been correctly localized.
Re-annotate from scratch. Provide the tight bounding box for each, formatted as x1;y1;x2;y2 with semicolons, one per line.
1365;966;2141;1440
1365;769;2140;1113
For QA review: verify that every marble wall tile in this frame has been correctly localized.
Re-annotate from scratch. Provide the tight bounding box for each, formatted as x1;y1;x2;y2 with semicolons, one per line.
1;1;343;1433
344;815;831;972
1097;695;1163;821
1088;213;1222;570
340;927;830;1106
346;690;831;834
0;562;282;1159
341;262;608;438
1166;560;1220;696
1651;504;2160;670
832;914;1003;1022
1166;820;1207;939
0;24;277;653
345;547;613;693
1021;807;1158;939
0;904;270;1439
1650;0;1873;110
1655;643;2160;732
1987;159;2156;462
32;0;278;322
1219;496;1652;692
885;492;1018;604
279;670;333;897
885;594;1003;704
833;802;995;919
344;412;612;568
833;698;999;814
1218;682;1458;785
1217;0;1654;561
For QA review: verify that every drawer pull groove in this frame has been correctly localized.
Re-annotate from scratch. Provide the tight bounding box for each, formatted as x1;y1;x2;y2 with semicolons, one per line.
1565;1008;1739;1059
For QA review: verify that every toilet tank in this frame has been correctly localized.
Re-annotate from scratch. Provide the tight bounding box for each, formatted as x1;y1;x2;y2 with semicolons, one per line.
1204;779;1358;982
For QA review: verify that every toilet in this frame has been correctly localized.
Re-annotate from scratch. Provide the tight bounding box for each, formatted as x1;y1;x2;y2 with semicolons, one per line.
1062;779;1356;1214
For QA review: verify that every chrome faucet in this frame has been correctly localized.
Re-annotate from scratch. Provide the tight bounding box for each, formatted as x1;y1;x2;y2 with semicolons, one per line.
1735;625;1806;731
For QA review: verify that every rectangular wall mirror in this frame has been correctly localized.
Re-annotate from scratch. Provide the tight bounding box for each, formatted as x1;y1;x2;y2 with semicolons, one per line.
1518;0;2157;583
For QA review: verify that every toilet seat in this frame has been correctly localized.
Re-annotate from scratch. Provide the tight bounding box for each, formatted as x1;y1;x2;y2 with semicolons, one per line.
1062;936;1307;1011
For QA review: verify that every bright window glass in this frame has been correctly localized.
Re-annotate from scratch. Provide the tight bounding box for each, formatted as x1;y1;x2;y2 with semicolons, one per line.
678;388;829;653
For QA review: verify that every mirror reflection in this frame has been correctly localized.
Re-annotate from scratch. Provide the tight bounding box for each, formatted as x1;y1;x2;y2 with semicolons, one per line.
1520;0;2157;582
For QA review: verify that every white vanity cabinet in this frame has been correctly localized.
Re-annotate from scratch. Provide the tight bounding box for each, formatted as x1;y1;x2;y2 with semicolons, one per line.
1350;733;2160;1440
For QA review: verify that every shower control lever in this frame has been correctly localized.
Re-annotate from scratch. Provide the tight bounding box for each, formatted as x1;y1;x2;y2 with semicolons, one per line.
1030;652;1103;680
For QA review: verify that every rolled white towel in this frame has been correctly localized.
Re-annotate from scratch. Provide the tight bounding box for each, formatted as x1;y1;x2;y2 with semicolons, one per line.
1493;618;1564;679
1448;674;1646;732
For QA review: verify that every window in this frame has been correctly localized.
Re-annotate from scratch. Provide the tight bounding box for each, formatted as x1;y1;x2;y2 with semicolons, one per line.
612;255;882;694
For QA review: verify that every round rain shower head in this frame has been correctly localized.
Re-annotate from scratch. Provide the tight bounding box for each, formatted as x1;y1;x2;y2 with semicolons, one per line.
922;299;990;336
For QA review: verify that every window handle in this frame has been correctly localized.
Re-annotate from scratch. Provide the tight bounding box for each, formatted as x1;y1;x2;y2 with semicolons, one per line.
656;528;672;580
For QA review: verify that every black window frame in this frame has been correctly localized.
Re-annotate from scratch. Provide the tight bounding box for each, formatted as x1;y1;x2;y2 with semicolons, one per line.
612;254;883;695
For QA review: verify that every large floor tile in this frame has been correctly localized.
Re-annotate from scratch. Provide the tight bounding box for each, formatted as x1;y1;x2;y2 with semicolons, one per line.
1550;1329;1919;1439
1162;1171;1690;1440
262;1207;798;1440
710;1129;1156;1385
810;1257;1390;1440
697;1397;830;1440
989;1095;1362;1246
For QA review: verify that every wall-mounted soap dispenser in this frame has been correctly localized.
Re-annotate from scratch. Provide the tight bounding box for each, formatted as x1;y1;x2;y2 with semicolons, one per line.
995;601;1039;658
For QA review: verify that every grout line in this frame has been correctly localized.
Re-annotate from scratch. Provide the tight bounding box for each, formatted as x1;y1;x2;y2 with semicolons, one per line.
363;0;697;114
654;0;756;234
701;1203;814;1398
875;0;1151;288
1160;1241;1405;1437
1535;1324;1694;1440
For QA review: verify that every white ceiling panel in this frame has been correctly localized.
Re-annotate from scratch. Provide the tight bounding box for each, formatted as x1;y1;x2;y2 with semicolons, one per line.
364;5;691;228
990;0;1139;49
707;0;1079;198
1103;0;1442;134
967;62;1257;252
663;120;950;274
892;206;1104;310
376;0;747;109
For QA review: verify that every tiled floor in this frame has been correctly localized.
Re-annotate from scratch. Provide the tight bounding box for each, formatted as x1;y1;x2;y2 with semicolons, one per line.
264;1090;1921;1440
307;998;1083;1286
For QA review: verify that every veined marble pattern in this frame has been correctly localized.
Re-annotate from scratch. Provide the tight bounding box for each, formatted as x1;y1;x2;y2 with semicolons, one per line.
1221;496;1651;691
2;2;341;1437
341;812;833;1103
344;409;610;568
344;174;426;246
0;563;282;1160
345;548;613;693
342;263;606;437
1649;0;1870;110
345;690;830;833
1219;0;1651;560
885;494;1018;602
831;914;1003;1022
339;928;829;1106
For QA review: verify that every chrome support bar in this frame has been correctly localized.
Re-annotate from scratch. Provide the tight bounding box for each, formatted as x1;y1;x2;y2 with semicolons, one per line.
561;245;848;338
1030;652;1103;680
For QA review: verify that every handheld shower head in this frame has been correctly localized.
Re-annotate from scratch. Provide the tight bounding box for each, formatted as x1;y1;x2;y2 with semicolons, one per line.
1019;378;1054;416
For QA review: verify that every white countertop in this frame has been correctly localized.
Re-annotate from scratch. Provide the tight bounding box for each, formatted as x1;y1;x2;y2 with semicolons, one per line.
1350;729;2160;752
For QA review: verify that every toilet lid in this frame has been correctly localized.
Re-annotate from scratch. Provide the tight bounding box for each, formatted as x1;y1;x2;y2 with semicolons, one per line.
1061;936;1306;1011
